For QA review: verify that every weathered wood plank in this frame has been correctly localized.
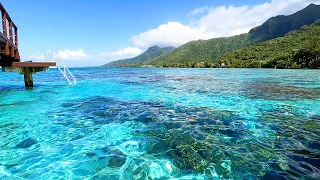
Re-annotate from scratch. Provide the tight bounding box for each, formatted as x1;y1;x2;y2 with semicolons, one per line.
10;62;56;67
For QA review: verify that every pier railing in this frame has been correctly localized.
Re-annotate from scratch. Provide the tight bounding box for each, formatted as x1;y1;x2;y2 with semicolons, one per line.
0;2;20;61
0;3;57;88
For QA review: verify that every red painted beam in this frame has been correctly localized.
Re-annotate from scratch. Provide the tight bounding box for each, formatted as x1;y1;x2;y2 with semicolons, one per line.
14;27;18;48
0;3;19;63
15;49;20;61
0;33;18;49
2;11;7;36
10;62;56;67
10;46;14;57
9;21;13;43
0;3;17;29
5;40;9;55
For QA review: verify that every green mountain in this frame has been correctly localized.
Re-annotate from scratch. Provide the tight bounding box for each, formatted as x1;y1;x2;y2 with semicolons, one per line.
218;20;320;69
250;3;320;41
146;3;320;67
102;46;175;67
146;33;253;67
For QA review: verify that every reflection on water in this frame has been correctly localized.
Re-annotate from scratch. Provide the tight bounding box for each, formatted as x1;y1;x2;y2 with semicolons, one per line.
0;68;319;179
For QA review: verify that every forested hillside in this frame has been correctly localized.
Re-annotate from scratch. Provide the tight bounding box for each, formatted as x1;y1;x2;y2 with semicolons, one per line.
219;20;320;69
144;3;320;68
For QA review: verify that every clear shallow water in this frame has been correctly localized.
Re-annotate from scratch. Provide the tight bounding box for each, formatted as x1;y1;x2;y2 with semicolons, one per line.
0;68;319;179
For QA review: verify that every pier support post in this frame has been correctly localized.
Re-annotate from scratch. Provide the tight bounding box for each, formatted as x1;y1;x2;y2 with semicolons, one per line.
2;64;53;88
24;73;33;88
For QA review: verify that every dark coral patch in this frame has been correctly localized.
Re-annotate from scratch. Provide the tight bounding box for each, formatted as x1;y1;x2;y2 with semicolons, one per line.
16;138;37;149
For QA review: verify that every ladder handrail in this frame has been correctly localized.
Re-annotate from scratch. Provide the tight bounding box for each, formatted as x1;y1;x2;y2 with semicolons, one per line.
45;50;77;85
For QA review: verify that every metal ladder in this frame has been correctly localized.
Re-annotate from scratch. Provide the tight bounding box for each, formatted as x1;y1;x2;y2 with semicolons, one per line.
45;51;77;86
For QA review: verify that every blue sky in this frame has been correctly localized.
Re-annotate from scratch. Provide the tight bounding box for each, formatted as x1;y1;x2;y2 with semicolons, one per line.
1;0;320;67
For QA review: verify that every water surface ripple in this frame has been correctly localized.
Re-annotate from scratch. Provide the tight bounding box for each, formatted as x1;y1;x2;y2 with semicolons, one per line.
0;68;319;179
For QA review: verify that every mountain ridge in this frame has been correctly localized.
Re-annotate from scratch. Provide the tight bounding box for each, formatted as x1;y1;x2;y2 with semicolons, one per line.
218;19;320;69
249;3;320;41
145;3;320;67
102;45;175;67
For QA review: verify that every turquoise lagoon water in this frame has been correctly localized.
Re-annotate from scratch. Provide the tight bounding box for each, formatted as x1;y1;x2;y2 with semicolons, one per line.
0;68;319;179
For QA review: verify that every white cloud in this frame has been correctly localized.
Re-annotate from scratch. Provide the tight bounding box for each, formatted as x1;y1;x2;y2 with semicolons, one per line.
22;47;143;67
25;49;91;67
188;6;209;16
130;22;213;48
196;0;320;37
101;47;142;56
130;0;320;48
56;49;89;61
98;47;143;66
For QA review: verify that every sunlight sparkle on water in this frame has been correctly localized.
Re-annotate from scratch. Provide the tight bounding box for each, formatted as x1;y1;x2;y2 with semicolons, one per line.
0;68;319;179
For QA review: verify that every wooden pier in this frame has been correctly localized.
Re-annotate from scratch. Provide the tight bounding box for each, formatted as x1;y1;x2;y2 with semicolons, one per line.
0;3;56;88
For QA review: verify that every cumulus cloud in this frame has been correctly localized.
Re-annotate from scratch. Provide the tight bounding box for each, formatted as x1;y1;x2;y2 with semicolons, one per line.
196;0;320;37
26;49;90;62
24;46;143;67
97;47;143;66
188;6;209;16
130;22;213;48
130;0;320;48
56;49;89;61
100;47;142;56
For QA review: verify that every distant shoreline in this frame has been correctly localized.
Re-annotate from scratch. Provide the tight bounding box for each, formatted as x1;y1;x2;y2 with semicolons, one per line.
99;66;320;70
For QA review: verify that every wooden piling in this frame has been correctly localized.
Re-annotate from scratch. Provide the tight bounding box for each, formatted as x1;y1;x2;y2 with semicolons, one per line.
2;63;56;88
24;73;33;88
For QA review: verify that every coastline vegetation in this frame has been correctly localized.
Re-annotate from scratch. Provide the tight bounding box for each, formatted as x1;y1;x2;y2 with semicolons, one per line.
219;21;320;69
117;21;320;69
106;4;320;69
102;46;175;67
